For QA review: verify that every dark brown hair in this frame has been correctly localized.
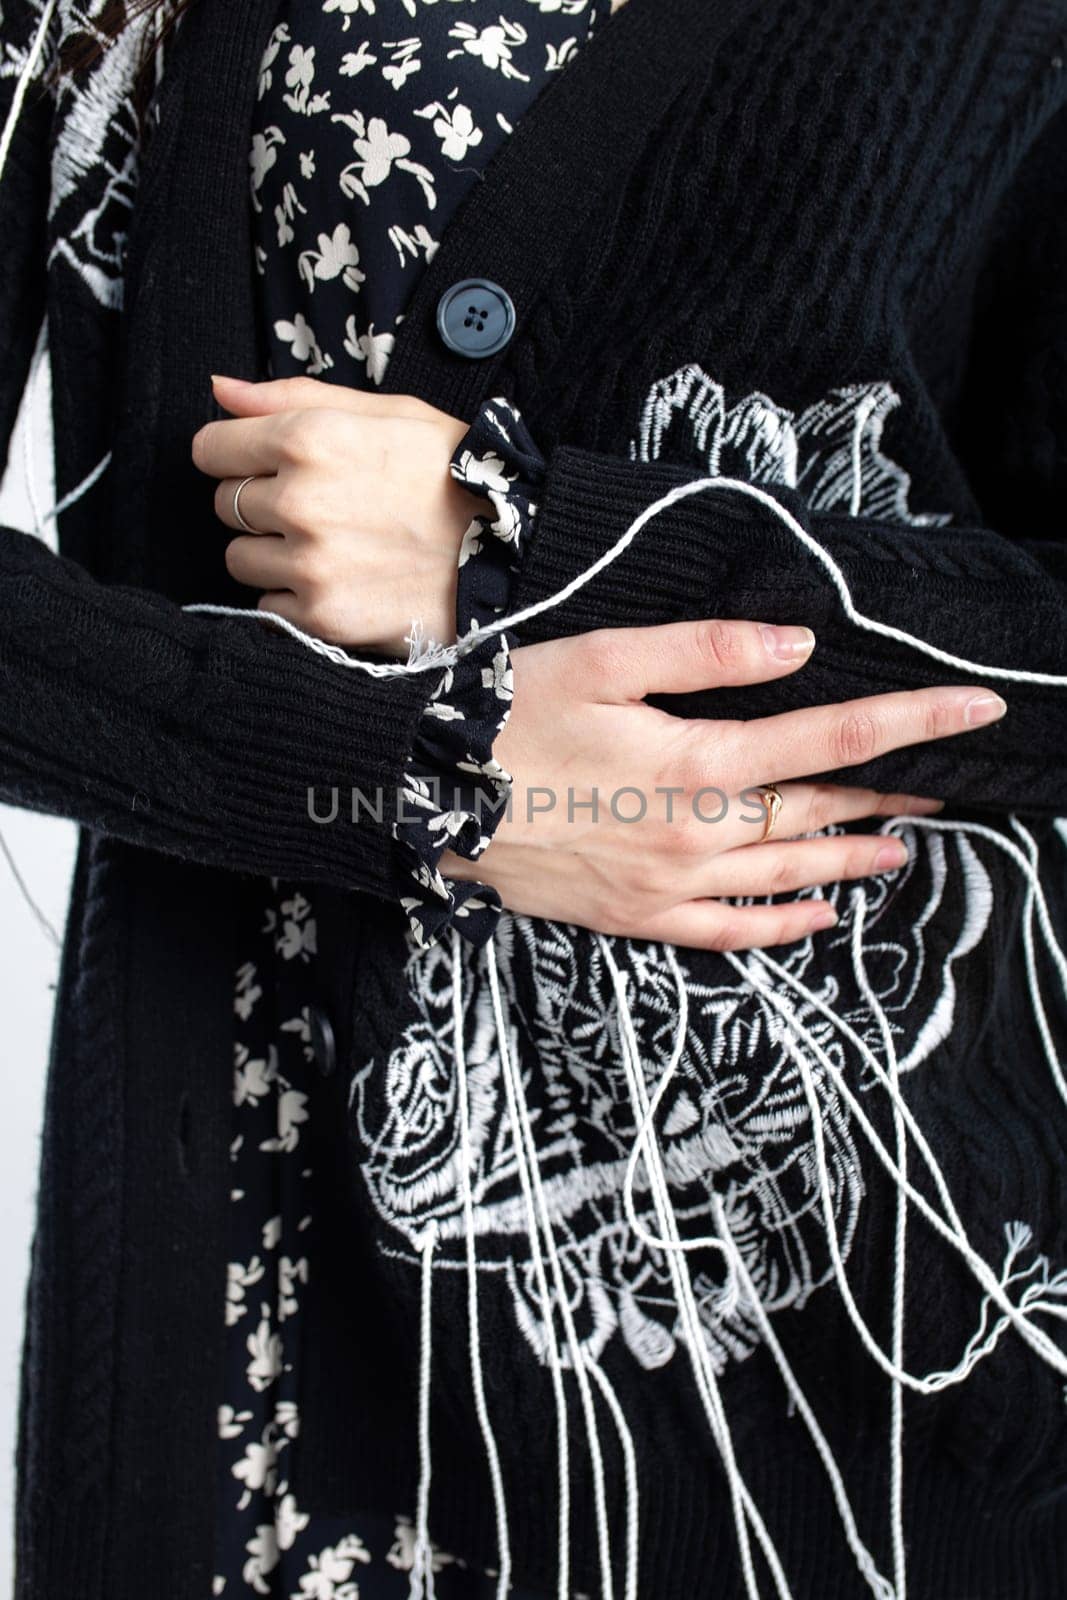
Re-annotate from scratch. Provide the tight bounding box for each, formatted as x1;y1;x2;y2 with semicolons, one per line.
47;0;200;125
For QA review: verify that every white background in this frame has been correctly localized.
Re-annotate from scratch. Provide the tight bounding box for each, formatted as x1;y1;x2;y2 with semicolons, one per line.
0;357;78;1592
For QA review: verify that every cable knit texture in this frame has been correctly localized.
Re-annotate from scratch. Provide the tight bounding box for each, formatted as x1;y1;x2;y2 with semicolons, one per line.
1;1;1066;1597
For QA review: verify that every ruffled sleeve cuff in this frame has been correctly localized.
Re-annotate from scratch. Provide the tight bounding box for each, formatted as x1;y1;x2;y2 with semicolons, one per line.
392;397;547;951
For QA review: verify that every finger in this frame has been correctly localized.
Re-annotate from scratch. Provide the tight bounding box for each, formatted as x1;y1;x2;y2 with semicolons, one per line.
701;832;910;897
727;784;942;845
224;534;294;592
576;618;816;702
214;474;282;534
731;685;1007;787
210;372;433;421
639;897;838;951
193;417;288;480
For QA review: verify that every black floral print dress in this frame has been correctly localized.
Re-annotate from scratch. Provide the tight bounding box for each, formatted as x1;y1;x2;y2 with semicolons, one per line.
214;3;612;1594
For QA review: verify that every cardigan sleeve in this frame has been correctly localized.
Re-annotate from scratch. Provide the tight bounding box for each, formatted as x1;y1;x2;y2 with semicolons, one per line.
0;3;465;904
508;106;1067;817
0;527;455;897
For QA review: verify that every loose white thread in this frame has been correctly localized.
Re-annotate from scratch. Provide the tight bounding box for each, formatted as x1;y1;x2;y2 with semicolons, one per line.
485;938;573;1600
22;319;48;539
5;9;1065;1589
185;474;1067;691
0;0;59;188
731;945;1067;1385
486;940;617;1600
599;937;791;1600
410;1218;440;1600
0;824;61;947
450;929;511;1600
584;1358;639;1600
607;937;894;1598
43;449;114;526
849;890;908;1600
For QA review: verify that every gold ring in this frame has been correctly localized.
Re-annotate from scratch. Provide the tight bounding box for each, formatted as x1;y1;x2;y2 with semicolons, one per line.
233;474;261;534
755;784;783;843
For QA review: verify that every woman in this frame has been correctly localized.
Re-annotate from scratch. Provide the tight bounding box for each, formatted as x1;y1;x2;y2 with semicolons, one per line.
1;0;1065;1596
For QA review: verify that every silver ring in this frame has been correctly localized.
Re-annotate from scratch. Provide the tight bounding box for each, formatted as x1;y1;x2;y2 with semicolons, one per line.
233;474;261;534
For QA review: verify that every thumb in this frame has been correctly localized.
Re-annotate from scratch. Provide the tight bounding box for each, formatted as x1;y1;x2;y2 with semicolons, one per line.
209;373;433;421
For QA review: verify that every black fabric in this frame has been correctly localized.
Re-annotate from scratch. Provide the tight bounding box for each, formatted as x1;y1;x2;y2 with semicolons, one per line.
0;0;1065;1596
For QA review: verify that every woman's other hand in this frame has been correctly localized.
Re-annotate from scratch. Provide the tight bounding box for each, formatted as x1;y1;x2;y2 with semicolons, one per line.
441;619;1006;949
192;373;490;654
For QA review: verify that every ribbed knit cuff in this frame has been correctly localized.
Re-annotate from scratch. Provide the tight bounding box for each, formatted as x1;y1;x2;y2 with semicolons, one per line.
509;444;839;643
202;622;442;899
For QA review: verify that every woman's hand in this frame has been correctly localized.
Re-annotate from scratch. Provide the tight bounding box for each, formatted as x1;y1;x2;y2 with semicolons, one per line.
191;373;490;654
442;618;1007;949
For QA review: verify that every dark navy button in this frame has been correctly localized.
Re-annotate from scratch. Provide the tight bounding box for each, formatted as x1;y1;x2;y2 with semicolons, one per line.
436;278;516;360
308;1004;337;1078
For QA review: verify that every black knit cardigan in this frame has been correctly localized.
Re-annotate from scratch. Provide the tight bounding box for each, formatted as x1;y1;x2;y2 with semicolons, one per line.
3;0;1067;1596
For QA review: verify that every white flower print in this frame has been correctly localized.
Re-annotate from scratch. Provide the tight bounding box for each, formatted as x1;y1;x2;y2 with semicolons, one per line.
243;1523;280;1595
249;127;285;214
275;1492;311;1551
233;1433;281;1504
256;23;288;100
246;1314;284;1393
481;648;513;700
278;1255;310;1321
447;19;531;81
226;1255;267;1327
343;315;396;384
324;0;377;31
234;1043;277;1109
224;5;611;1584
218;1403;253;1441
234;961;262;1023
386;1517;456;1574
331;110;437;208
388;221;438;269
260;1088;310;1155
274;312;333;375
452;446;512;497
458;518;485;565
284;45;320;115
298;222;366;294
296;1535;372;1599
340;41;378;77
382;38;422;91
415;98;484;160
545;35;583;69
274;179;308;247
275;1400;301;1440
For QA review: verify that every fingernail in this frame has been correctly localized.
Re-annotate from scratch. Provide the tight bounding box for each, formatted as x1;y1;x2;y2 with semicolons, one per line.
909;798;945;814
874;841;908;872
761;625;815;660
964;693;1007;727
808;906;838;933
211;372;251;386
